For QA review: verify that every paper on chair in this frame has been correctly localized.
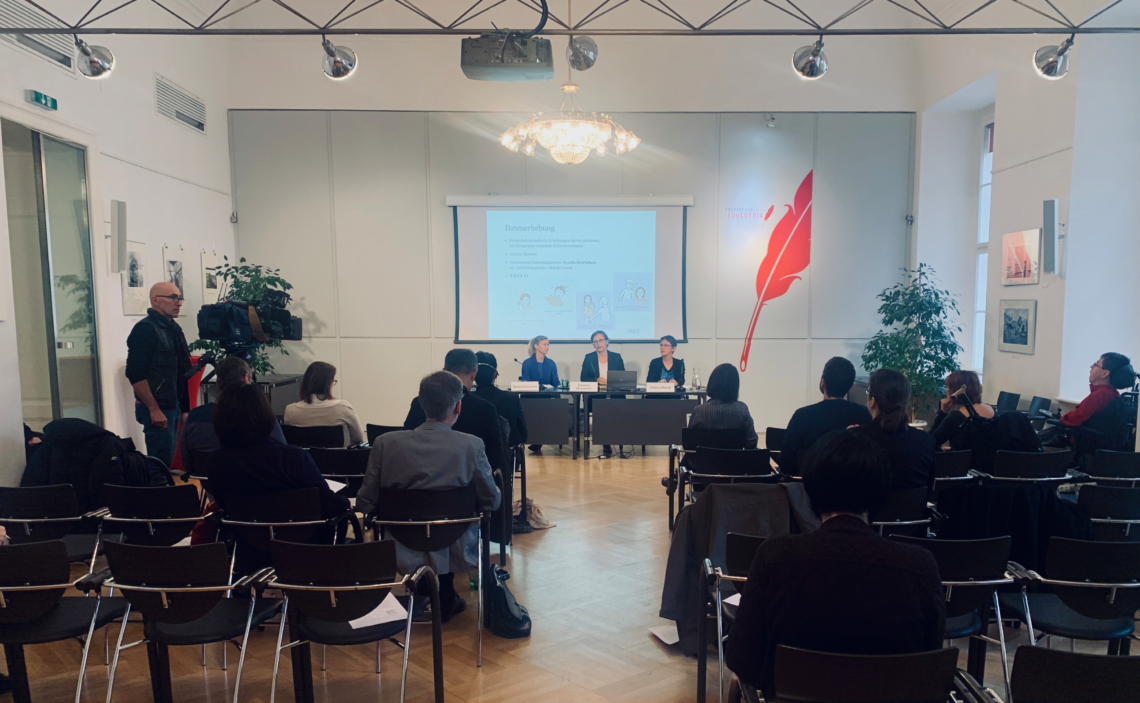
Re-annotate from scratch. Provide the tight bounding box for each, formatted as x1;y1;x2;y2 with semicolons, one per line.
348;592;408;629
723;593;742;606
325;479;348;493
649;624;680;645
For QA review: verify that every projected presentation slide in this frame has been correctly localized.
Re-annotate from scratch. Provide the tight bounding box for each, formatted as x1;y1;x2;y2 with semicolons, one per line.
455;205;686;343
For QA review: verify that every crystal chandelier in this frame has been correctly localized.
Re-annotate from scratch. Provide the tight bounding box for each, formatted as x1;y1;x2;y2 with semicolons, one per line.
500;82;640;165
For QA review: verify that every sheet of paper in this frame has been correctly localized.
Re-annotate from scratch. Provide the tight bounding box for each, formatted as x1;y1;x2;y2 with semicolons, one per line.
723;593;742;606
648;624;680;645
348;592;408;630
326;479;348;493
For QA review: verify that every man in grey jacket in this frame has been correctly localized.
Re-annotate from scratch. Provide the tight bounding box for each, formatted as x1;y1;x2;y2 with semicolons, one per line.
356;370;501;621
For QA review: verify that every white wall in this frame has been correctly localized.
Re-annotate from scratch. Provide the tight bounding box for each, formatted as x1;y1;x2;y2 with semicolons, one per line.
0;20;236;484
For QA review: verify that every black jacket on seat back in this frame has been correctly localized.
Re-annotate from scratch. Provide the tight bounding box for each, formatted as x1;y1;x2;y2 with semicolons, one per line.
20;418;128;512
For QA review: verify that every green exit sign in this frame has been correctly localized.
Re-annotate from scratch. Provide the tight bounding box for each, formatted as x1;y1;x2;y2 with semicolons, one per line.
25;90;57;111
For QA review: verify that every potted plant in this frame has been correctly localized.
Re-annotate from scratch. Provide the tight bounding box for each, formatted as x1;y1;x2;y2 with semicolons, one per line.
188;257;295;375
861;264;963;423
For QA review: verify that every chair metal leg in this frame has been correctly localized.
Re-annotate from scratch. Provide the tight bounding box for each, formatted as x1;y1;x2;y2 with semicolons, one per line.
270;599;290;703
992;592;1012;703
3;644;32;703
321;645;327;672
74;597;102;703
1021;589;1037;646
477;521;484;668
202;644;207;666
104;625;110;665
715;589;725;703
223;637;228;670
376;641;382;675
232;594;259;703
105;603;131;703
400;595;414;703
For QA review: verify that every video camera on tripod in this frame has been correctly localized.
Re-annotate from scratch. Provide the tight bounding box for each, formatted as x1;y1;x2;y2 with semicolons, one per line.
185;289;303;382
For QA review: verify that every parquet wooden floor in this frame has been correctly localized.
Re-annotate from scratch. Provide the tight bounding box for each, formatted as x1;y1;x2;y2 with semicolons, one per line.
6;446;1100;702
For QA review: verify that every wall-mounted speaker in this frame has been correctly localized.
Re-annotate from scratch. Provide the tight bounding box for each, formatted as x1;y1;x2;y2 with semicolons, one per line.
1043;198;1059;274
111;200;127;272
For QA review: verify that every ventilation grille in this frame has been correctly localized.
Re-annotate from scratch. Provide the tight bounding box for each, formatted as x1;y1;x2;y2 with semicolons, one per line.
0;0;74;72
155;74;206;134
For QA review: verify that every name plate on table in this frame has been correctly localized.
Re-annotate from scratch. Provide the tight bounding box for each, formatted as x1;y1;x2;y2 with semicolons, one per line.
570;382;598;392
646;382;676;393
511;382;540;392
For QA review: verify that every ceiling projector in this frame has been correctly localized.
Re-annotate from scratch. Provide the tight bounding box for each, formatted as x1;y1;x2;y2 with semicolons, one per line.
461;35;553;81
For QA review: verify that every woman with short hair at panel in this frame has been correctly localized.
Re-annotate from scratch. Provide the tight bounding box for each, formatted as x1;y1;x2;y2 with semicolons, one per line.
582;330;626;457
931;369;997;471
854;368;936;493
687;363;759;448
646;335;685;394
284;361;364;447
520;335;560;388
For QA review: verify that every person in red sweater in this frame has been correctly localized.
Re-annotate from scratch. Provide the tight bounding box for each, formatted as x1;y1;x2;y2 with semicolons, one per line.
1062;352;1136;427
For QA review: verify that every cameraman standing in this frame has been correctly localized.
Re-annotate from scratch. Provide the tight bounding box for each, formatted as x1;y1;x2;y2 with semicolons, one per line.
125;282;192;467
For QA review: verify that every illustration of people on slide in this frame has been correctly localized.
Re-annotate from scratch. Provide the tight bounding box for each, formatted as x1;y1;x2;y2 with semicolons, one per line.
517;293;532;312
582;294;595;321
596;295;611;323
618;278;637;301
545;286;568;307
613;273;652;312
634;287;647;301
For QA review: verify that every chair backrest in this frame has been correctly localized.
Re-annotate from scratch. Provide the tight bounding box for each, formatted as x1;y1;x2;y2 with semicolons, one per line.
104;483;203;546
282;424;344;448
223;488;325;554
1028;396;1052;417
773;646;959;703
693;447;773;478
308;447;371;497
765;427;786;452
0;484;80;542
1046;537;1140;620
996;391;1021;413
892;535;1010;619
186;448;214;478
104;541;232;624
1078;486;1140;542
872;487;929;523
366;424;404;444
374;483;479;553
1091;450;1140;480
990;449;1072;479
270;539;400;623
1010;645;1140;703
934;450;972;479
725;532;765;593
680;427;747;451
0;541;70;624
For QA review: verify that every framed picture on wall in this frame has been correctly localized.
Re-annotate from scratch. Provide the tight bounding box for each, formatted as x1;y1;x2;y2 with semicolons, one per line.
1001;229;1041;285
998;299;1037;354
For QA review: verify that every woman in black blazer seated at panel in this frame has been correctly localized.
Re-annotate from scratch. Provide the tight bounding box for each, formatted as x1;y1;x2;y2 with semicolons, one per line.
473;351;528;448
854;368;936;493
646;335;685;390
581;330;625;457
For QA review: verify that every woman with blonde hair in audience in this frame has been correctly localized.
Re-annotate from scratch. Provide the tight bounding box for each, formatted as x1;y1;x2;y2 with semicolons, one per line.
284;361;364;447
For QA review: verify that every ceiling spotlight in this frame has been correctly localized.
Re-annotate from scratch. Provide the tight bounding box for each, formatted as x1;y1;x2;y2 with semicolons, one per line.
567;35;598;71
1034;34;1074;80
322;37;357;80
75;37;114;80
792;37;827;80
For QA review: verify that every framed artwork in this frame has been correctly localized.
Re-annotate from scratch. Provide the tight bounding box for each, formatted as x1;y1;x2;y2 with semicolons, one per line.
201;250;220;304
998;299;1037;354
121;240;148;315
1001;229;1041;285
163;245;184;292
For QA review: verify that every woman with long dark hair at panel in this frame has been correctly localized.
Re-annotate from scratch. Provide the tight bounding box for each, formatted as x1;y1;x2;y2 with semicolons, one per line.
284;361;364;447
931;369;997;470
520;335;560;388
581;330;626;457
854;369;936;493
646;335;685;388
687;363;759;448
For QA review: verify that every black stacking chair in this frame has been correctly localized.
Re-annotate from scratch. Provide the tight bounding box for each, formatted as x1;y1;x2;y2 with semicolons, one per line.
282;424;344;448
680;448;778;512
770;646;960;703
764;427;785;456
1086;450;1140;487
266;540;445;703
184;448;215;511
102;484;205;547
308;446;371;498
870;487;931;537
1078;486;1140;542
366;423;404;444
1009;645;1140;703
102;541;283;703
0;484;119;571
665;427;747;530
1028;396;1053;431
999;538;1140;655
0;541;128;703
996;391;1021;414
893;535;1014;700
983;449;1073;483
707;534;766;703
366;483;488;666
933;450;974;505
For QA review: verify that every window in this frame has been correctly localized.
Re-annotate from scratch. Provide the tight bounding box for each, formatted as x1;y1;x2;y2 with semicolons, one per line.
972;122;994;371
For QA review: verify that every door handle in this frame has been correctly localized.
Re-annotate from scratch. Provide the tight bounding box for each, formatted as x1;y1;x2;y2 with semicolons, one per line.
57;341;74;349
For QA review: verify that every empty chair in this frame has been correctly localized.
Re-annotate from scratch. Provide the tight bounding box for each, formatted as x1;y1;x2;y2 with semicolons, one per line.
281;424;345;448
681;448;777;511
103;483;204;546
666;427;747;530
934;449;973;484
986;449;1072;482
102;541;284;703
1028;396;1053;431
892;535;1014;699
221;488;358;574
771;646;960;703
308;446;371;498
0;541;129;703
764;427;785;453
870;486;931;537
0;484;119;569
996;391;1021;413
1078;485;1140;542
999;538;1140;655
366;423;404;444
712;534;766;703
1009;645;1140;703
1086;450;1140;487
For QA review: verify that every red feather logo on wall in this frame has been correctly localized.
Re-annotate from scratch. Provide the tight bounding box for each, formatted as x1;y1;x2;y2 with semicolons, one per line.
739;170;813;372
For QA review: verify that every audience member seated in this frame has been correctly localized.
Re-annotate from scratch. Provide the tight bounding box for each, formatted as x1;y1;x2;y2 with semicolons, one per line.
725;430;945;701
284;361;364;447
1061;352;1136;429
208;384;350;521
931;370;996;468
182;356;286;456
473;351;528;448
686;363;758;448
855;368;936;492
357;371;501;622
779;357;872;475
405;349;505;472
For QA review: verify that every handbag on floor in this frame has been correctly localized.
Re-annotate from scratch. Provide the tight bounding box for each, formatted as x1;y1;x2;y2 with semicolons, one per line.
484;565;531;639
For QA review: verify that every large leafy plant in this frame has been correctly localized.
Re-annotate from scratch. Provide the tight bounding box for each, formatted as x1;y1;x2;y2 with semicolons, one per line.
188;256;294;375
861;264;963;420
